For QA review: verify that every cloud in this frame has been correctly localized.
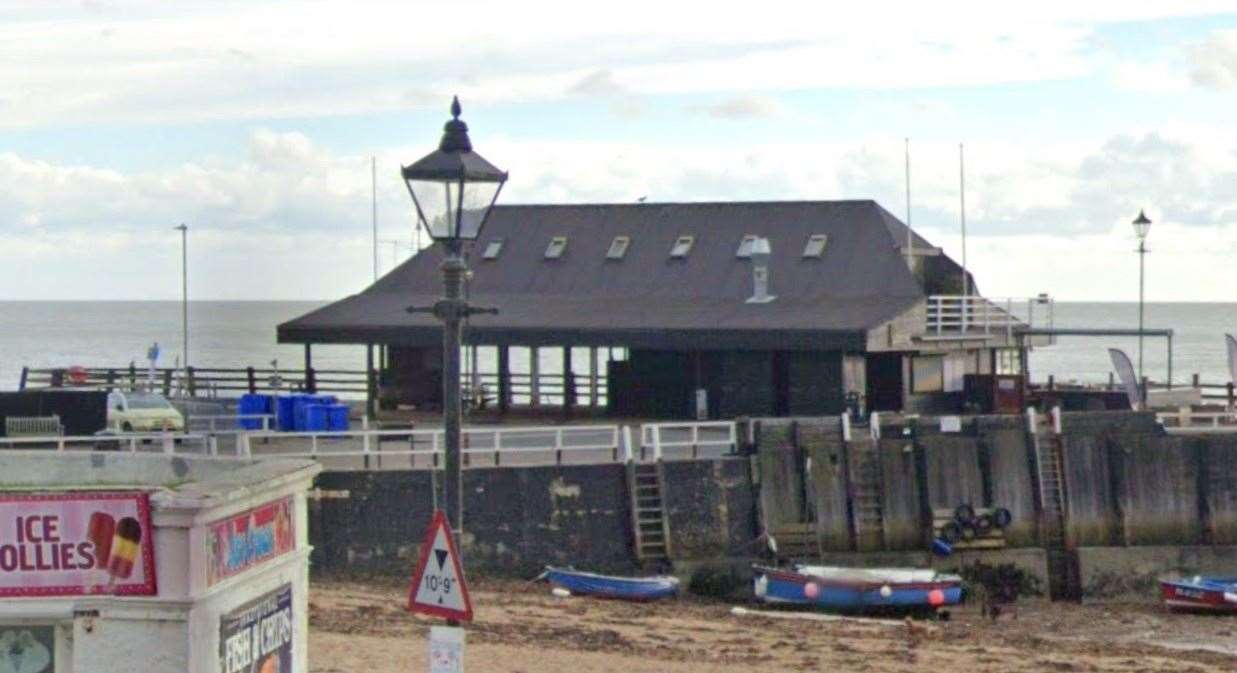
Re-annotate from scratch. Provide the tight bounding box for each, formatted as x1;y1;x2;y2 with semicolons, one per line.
1189;31;1237;88
0;1;1229;128
4;125;1237;300
691;95;783;119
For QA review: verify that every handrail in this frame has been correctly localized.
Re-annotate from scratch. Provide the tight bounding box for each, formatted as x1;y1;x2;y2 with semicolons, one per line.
639;421;738;460
0;432;217;455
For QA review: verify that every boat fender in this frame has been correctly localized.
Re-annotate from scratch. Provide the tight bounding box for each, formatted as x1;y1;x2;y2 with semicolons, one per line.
551;587;571;598
879;585;892;599
804;582;820;599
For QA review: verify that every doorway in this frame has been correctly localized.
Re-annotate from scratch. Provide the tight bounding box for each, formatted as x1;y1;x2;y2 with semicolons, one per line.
865;353;904;412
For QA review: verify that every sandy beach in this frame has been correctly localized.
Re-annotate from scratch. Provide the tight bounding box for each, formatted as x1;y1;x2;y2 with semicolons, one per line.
309;579;1237;672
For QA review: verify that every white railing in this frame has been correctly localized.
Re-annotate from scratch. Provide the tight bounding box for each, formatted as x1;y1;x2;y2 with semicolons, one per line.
1157;410;1237;433
925;294;1053;339
639;421;738;461
188;414;275;432
0;432;221;455
238;424;626;469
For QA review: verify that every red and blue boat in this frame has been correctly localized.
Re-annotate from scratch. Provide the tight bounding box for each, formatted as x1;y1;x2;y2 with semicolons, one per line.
753;565;963;612
540;567;680;601
1160;576;1237;612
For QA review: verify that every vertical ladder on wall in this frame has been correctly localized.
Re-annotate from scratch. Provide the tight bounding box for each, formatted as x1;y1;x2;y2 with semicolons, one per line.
849;440;886;550
1032;409;1077;599
627;462;671;564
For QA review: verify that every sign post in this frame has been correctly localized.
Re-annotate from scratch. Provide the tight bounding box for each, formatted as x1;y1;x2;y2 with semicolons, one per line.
408;511;473;671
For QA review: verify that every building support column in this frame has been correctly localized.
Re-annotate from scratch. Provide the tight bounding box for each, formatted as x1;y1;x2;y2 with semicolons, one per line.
497;346;510;414
588;346;599;408
530;347;540;407
304;344;316;394
365;344;376;420
562;346;576;416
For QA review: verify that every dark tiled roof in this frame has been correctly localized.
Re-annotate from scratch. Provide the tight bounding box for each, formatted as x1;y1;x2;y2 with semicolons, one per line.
279;200;935;349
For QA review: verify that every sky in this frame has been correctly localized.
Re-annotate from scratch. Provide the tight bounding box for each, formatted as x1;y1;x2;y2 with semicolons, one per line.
2;1;1237;301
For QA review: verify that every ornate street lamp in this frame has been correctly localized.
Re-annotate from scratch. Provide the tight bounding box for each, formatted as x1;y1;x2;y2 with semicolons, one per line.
402;97;507;534
1132;210;1152;381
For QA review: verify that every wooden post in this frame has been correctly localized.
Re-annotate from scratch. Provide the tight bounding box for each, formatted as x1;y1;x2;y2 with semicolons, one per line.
1141;376;1149;406
1107;372;1114;390
562;346;575;416
588;346;599;407
365;344;376;420
1193;373;1200;389
304;344;316;394
128;362;137;388
187;366;197;397
497;346;510;413
162;369;173;396
529;347;540;407
246;366;257;394
1228;382;1235;411
18;367;27;391
1047;374;1054;391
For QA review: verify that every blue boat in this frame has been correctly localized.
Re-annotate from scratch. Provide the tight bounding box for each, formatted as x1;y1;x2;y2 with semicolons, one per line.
753;565;963;612
1160;576;1237;612
541;567;680;601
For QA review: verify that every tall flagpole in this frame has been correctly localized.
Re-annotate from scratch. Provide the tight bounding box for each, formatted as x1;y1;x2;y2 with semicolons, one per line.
904;138;913;270
960;143;968;298
372;156;378;281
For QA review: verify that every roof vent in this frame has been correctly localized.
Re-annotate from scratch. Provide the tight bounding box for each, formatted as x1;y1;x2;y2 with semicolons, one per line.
746;237;775;304
544;236;567;259
802;234;828;258
670;235;694;259
482;238;504;260
606;235;631;260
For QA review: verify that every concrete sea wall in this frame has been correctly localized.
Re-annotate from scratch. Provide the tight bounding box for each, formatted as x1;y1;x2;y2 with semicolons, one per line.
308;412;1237;598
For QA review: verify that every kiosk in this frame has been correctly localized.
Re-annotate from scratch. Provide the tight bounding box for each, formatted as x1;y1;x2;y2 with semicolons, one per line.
0;452;320;673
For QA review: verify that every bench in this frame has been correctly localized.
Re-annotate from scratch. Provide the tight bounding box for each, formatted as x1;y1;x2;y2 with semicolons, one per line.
4;415;64;438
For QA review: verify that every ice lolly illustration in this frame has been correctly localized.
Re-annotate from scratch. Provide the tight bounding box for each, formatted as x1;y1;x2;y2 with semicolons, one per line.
87;512;116;567
107;517;142;579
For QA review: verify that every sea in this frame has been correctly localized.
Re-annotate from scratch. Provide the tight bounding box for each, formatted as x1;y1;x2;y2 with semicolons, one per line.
2;301;1236;391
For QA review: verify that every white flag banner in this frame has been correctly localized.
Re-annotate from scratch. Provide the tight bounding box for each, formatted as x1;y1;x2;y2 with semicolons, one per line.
1109;348;1141;410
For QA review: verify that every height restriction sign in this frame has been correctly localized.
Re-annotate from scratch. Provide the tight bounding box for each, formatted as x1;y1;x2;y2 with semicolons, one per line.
407;511;474;622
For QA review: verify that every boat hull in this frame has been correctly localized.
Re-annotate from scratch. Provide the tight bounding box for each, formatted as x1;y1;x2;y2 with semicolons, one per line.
543;567;679;601
753;566;963;611
1160;578;1237;612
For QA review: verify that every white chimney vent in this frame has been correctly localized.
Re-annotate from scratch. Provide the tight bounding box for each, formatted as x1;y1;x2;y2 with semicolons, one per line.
746;236;775;304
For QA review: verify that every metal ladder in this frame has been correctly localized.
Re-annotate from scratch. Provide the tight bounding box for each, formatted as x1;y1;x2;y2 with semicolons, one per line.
628;462;671;563
1032;409;1077;599
849;440;885;551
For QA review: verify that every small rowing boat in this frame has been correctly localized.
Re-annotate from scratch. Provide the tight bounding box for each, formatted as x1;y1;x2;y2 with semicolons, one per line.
753;565;963;612
540;567;679;601
1160;576;1237;612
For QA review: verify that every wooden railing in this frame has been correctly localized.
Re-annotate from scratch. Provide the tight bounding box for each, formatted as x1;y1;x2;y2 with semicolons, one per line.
19;365;369;397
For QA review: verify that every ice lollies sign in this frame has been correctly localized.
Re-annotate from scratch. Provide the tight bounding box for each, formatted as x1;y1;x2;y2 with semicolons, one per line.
0;491;156;597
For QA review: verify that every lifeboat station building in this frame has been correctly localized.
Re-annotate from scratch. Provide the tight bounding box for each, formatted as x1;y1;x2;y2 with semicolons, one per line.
279;200;1043;419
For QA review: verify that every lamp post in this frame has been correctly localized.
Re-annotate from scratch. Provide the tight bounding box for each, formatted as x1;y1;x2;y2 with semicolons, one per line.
1132;210;1152;381
174;223;189;391
401;97;507;535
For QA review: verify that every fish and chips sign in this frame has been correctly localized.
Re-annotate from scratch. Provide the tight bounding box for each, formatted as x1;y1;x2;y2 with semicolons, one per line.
219;583;294;673
0;492;156;597
207;497;296;586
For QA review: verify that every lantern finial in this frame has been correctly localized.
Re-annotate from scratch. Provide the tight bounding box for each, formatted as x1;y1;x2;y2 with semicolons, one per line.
451;96;461;120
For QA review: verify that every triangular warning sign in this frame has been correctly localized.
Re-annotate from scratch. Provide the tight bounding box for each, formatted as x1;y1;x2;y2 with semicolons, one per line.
407;510;474;622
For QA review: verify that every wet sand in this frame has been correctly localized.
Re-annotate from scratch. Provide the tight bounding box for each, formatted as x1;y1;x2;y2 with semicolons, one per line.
310;579;1237;672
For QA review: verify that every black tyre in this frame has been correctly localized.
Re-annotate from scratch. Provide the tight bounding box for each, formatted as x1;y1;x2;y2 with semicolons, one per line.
993;507;1013;529
975;513;994;535
940;521;962;544
954;503;976;525
959;523;978;541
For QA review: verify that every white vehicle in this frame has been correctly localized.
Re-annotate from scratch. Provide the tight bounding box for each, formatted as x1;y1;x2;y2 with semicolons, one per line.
106;391;185;433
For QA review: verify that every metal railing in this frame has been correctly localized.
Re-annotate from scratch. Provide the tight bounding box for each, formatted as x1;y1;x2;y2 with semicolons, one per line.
188;414;276;432
0;432;224;455
19;365;368;398
1156;410;1237;433
639;421;738;460
925;295;1052;339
